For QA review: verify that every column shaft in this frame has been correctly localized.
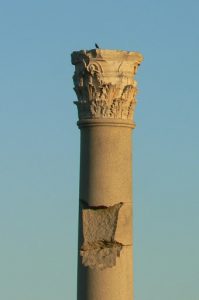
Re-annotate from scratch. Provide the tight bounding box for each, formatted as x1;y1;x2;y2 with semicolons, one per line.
78;124;133;300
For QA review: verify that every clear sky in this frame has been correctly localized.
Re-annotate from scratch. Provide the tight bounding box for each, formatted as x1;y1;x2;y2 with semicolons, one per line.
0;0;199;299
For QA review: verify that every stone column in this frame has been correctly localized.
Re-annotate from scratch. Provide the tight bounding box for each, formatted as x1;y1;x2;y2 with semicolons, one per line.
71;49;143;300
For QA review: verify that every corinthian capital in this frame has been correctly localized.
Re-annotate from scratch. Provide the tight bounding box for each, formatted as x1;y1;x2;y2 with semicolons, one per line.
71;49;143;123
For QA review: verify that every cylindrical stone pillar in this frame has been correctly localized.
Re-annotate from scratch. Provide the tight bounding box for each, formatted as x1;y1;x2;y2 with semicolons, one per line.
71;49;143;300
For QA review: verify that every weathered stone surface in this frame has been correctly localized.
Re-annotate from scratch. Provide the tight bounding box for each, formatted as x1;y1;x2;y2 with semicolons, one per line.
71;49;143;121
81;241;122;270
81;203;122;270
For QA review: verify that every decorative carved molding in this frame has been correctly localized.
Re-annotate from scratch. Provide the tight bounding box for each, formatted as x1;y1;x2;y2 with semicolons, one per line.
71;49;143;122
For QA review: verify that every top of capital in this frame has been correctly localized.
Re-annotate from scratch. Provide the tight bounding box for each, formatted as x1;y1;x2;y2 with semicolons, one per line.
71;49;143;65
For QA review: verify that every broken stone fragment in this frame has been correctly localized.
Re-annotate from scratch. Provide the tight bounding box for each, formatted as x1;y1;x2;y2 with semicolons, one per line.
81;241;122;270
80;203;123;270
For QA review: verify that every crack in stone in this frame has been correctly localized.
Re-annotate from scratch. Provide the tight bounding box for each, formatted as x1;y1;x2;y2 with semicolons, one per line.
80;203;123;270
80;199;115;210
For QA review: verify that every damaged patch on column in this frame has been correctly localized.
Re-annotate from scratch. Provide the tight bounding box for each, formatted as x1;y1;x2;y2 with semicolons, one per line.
80;202;123;270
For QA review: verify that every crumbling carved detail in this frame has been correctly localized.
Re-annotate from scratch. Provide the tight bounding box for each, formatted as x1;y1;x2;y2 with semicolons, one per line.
71;49;143;121
80;203;123;270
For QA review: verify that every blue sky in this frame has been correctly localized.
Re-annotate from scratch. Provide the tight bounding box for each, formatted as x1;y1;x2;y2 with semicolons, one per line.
0;0;199;299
